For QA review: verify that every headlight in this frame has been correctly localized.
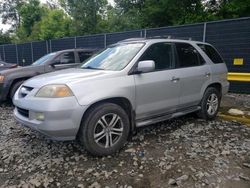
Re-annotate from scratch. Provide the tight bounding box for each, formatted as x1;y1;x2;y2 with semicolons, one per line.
35;84;74;98
0;75;4;82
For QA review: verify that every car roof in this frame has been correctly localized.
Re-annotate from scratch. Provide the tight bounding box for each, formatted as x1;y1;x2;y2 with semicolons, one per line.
117;38;211;46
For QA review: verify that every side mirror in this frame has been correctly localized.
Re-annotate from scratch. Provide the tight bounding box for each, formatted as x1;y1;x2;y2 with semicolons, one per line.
136;60;155;73
50;60;60;68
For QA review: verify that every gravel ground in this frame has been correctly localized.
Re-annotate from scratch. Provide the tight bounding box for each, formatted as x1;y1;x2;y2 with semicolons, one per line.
0;99;250;188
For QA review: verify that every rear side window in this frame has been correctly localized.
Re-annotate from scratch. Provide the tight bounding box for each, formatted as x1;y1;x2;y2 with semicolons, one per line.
140;43;173;71
175;43;201;68
78;51;93;62
197;44;223;64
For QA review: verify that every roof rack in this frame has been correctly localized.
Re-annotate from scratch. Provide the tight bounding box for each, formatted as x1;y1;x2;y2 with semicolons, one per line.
146;35;192;40
118;38;145;42
118;35;193;43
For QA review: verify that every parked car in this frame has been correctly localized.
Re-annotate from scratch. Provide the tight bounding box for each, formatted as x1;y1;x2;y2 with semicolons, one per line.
0;61;18;71
0;48;96;102
13;38;229;156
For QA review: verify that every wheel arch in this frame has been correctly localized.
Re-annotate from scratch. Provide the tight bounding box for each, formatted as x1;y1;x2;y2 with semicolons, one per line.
78;97;136;135
205;82;222;97
8;77;31;98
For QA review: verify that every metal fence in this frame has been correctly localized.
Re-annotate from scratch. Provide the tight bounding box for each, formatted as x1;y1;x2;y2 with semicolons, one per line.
0;17;250;92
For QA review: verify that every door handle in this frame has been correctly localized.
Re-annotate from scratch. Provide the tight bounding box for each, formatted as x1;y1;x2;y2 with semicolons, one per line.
171;76;180;82
205;72;211;78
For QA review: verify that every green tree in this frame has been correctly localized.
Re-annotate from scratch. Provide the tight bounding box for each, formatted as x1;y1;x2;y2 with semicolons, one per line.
0;30;11;45
15;0;46;42
33;9;72;40
60;0;108;35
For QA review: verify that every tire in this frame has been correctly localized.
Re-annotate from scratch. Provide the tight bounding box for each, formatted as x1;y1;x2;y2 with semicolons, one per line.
197;87;221;120
10;80;24;99
78;103;130;156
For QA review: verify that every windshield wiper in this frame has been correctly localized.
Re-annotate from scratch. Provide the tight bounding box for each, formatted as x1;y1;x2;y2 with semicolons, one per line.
82;66;104;70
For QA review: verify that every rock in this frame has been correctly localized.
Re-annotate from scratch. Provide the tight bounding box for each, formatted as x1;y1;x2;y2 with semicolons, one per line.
176;175;189;182
228;109;244;116
78;184;84;188
29;178;41;187
168;178;176;185
89;182;101;188
85;168;94;174
125;148;136;153
243;163;250;168
239;175;250;181
221;150;230;155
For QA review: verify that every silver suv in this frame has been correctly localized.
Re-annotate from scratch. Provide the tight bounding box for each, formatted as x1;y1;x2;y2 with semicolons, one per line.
13;38;229;156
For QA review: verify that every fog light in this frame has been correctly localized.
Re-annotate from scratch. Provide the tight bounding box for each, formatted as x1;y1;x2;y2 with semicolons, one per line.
34;112;45;121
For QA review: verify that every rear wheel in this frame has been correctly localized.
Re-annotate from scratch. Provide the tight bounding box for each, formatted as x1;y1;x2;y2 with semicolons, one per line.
78;103;130;156
197;87;221;120
10;80;24;99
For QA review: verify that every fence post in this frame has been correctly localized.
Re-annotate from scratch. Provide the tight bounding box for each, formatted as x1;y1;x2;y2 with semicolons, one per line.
203;22;207;42
144;29;147;38
31;42;34;63
3;45;5;61
45;40;48;53
104;34;107;48
15;44;19;65
49;40;52;52
74;36;77;48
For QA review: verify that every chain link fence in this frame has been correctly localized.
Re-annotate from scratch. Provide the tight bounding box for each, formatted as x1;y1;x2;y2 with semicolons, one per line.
0;17;249;92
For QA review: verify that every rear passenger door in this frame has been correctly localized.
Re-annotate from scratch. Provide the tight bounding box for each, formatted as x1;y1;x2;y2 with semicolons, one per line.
174;42;211;109
134;42;180;120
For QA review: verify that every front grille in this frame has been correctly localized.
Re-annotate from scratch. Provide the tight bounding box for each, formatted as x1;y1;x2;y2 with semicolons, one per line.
17;107;29;118
19;86;33;98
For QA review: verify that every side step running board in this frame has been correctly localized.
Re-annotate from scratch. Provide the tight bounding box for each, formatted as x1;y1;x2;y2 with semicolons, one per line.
136;106;201;127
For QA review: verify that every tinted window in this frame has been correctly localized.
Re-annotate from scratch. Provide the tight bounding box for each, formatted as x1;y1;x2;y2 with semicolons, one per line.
59;52;75;64
140;43;173;70
78;51;93;62
175;43;200;68
198;44;223;64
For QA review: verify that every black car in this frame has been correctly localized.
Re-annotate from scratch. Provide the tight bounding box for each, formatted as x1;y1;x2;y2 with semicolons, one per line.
0;48;96;102
0;61;18;71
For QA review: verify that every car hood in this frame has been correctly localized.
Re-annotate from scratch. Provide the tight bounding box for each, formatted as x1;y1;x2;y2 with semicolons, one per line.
23;68;116;88
0;64;41;75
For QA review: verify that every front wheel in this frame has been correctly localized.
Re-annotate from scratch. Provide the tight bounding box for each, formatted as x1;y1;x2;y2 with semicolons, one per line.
78;103;130;156
197;87;221;120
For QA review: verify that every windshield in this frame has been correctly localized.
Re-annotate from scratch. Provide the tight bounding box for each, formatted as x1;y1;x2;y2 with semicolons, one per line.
32;52;56;65
81;43;144;71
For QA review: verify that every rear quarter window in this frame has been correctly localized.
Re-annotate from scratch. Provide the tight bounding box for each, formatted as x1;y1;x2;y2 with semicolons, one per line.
197;44;224;64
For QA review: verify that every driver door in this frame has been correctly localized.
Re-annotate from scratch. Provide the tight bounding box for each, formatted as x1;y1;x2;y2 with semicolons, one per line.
134;42;180;121
45;51;76;72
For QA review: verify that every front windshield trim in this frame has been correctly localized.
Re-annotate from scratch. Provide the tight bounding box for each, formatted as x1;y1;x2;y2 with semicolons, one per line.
81;42;145;71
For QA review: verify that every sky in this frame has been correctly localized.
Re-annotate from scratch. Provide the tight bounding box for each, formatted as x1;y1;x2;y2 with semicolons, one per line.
0;0;115;32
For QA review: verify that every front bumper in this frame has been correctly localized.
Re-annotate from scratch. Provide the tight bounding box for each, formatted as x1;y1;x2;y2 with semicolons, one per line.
13;94;87;141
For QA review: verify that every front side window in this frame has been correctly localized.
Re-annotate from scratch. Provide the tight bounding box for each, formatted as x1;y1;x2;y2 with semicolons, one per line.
58;52;75;64
81;43;144;71
32;52;56;65
197;44;224;64
139;43;173;71
175;43;200;68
